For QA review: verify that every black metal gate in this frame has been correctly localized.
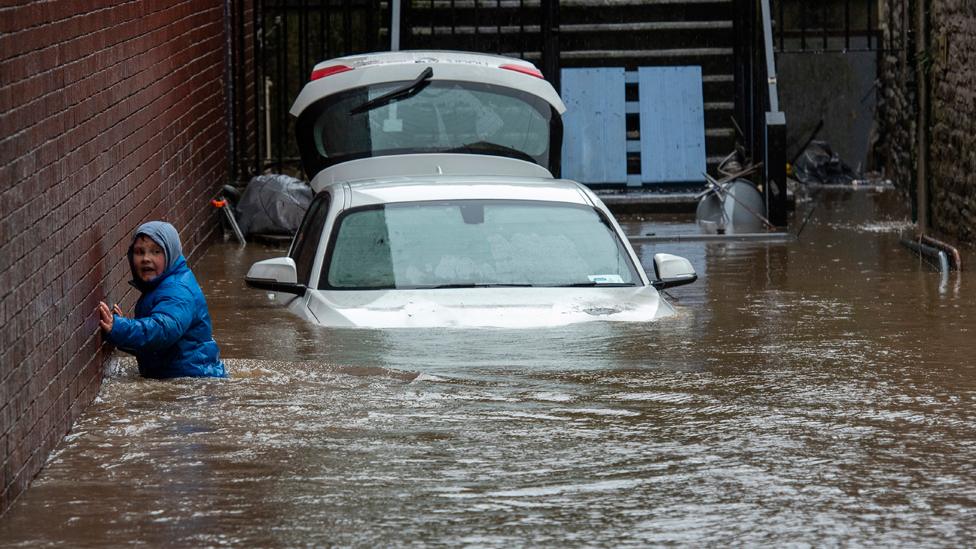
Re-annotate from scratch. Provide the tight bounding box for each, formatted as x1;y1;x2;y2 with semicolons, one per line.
771;0;889;54
229;0;560;180
231;0;389;178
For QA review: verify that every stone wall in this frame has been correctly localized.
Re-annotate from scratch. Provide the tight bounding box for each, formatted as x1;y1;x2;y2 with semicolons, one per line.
927;1;976;244
875;0;917;189
875;0;976;245
0;1;230;513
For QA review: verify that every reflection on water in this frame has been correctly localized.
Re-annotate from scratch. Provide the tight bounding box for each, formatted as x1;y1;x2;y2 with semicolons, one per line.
2;187;975;546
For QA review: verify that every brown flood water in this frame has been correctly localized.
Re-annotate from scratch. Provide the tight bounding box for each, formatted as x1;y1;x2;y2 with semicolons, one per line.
2;186;974;546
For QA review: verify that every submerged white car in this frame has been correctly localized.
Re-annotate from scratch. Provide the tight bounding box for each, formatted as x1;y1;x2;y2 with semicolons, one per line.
245;177;696;328
245;51;697;328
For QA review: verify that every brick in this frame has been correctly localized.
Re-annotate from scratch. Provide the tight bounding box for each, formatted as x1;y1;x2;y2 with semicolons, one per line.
0;0;231;514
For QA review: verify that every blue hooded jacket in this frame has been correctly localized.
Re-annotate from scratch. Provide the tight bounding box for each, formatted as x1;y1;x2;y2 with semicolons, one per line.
107;221;227;378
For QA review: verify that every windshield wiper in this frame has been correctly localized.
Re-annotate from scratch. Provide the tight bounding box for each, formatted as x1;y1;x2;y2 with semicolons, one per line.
405;283;535;289
349;66;433;115
553;282;635;287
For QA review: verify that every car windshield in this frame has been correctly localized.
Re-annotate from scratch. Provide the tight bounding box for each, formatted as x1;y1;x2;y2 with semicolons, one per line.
295;80;560;176
322;200;639;290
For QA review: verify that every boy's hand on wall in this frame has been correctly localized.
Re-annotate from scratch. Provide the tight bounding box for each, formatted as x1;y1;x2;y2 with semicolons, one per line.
97;301;120;333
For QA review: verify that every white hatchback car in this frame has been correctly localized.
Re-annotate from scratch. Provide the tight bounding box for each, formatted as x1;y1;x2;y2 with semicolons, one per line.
245;51;697;328
290;50;564;185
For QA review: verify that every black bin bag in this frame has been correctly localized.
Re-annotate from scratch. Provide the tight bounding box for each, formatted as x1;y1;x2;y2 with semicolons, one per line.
236;174;313;236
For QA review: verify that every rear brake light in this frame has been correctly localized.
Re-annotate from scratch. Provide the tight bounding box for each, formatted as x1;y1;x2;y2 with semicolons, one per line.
310;65;353;81
500;64;544;79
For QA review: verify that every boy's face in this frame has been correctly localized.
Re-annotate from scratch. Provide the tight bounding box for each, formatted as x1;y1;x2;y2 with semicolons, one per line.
132;235;166;282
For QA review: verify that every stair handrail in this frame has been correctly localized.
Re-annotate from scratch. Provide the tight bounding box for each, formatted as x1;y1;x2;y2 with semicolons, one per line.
734;0;787;226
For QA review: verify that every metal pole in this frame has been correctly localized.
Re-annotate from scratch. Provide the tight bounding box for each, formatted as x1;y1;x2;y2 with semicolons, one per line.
866;0;874;50
391;0;400;50
540;0;560;92
223;0;236;180
254;0;263;175
844;0;850;51
822;1;828;51
765;111;787;227
760;0;786;227
760;0;780;112
277;10;286;172
731;0;753;155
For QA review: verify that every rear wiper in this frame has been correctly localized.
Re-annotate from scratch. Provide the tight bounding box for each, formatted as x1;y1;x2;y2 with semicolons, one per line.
349;67;433;115
444;141;536;163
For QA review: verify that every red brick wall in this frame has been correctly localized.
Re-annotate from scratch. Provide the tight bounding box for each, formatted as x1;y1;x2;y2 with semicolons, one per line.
0;1;229;513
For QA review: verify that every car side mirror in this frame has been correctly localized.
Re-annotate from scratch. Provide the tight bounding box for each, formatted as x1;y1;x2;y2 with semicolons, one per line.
245;257;307;296
651;253;698;290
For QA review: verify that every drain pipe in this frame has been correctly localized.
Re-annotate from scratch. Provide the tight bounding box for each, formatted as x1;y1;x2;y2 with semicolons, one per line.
900;237;948;273
223;0;236;180
915;0;930;233
921;234;962;270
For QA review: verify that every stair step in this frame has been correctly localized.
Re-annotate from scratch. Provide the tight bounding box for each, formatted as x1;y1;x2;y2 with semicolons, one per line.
563;21;732;32
410;20;730;34
406;0;733;8
398;0;741;173
405;1;735;26
561;47;732;59
410;26;733;52
510;47;732;59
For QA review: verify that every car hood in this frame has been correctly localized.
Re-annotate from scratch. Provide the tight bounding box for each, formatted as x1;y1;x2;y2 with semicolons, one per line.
302;286;673;328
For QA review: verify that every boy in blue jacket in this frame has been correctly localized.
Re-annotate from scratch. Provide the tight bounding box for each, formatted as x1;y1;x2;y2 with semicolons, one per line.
97;221;226;378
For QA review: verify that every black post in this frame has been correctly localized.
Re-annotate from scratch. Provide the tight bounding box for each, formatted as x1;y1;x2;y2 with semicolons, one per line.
236;0;246;178
765;112;787;226
759;0;787;227
844;0;851;51
540;0;560;92
224;0;236;181
299;0;308;78
277;10;287;172
398;0;410;50
732;0;755;158
254;0;264;176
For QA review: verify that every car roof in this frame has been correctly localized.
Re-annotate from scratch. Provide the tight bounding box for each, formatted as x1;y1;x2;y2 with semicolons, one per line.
338;177;596;209
290;50;566;117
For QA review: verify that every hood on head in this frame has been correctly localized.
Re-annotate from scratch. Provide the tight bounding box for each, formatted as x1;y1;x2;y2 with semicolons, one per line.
128;221;183;286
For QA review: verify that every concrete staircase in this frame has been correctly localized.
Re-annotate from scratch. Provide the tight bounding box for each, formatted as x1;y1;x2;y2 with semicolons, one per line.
401;0;738;176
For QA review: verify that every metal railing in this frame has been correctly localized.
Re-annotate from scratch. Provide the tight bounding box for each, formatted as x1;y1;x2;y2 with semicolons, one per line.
232;0;562;178
398;0;561;89
245;0;389;176
734;0;787;226
771;0;888;54
234;0;801;224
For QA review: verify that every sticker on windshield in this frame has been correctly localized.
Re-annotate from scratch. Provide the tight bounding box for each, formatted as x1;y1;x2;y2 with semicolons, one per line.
588;274;624;284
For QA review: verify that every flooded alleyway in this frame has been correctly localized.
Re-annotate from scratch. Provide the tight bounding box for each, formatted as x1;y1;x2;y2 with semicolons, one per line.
2;186;974;546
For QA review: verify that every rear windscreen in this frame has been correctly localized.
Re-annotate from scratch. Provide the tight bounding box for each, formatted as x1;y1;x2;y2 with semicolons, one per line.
295;80;562;178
